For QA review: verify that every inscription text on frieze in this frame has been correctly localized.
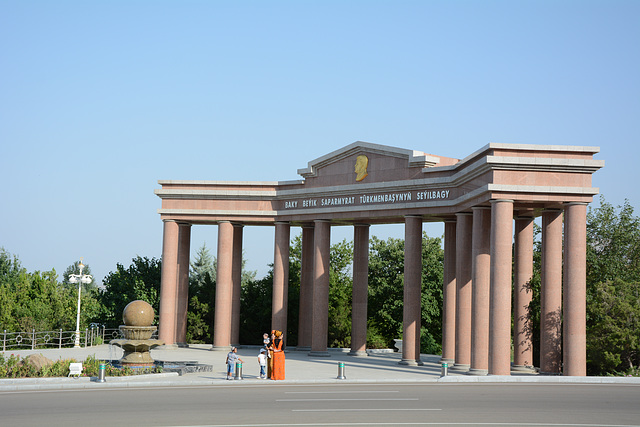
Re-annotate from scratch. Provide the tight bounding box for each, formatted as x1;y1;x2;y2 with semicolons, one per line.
283;189;450;209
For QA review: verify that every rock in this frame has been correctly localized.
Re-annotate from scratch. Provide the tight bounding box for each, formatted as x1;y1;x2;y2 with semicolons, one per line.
23;354;54;370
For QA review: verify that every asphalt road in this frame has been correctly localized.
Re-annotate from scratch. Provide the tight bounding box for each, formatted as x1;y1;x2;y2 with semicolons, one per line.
1;382;639;427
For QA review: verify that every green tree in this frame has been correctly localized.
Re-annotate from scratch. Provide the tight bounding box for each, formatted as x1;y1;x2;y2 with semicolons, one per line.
98;256;161;328
240;272;274;345
12;270;68;331
328;239;354;348
240;238;298;346
368;236;405;347
419;232;444;354
188;244;216;343
0;248;23;330
188;243;259;344
0;250;101;333
587;197;640;287
585;197;640;375
62;260;98;293
367;232;444;353
587;279;640;374
526;197;640;375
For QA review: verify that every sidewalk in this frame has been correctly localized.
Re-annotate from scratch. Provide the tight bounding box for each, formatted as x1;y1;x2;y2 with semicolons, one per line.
2;344;639;391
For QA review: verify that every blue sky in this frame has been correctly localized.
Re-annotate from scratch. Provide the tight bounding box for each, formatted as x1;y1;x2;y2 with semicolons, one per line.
1;0;638;283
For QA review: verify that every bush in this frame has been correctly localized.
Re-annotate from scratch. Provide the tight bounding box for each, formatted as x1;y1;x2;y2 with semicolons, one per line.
0;354;162;378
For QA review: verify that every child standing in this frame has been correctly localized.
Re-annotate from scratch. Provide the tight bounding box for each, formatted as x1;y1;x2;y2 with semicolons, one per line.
258;348;267;379
226;347;243;380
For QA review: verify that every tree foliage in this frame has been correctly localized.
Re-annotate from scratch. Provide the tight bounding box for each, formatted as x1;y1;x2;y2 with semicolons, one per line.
98;256;161;328
188;244;216;343
367;232;444;353
0;248;100;332
327;238;354;348
587;279;640;374
585;198;640;375
587;198;640;286
62;260;98;293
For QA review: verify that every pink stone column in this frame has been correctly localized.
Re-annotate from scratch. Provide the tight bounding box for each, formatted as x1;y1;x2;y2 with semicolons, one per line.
400;215;423;366
513;216;534;370
563;203;588;376
230;224;243;346
159;220;179;346
441;220;457;365
175;222;191;347
488;200;514;376
212;221;233;351
349;224;370;357
272;222;290;342
452;213;473;372
297;225;314;350
540;209;563;374
469;207;491;375
309;220;331;357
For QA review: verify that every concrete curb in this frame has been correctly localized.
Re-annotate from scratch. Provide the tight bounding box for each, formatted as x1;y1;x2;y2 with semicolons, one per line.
438;375;640;384
2;374;640;392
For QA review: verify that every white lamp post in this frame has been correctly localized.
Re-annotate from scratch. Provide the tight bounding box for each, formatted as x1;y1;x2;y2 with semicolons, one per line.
68;259;93;348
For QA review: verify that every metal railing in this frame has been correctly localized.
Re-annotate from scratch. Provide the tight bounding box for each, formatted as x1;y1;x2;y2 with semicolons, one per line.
0;325;156;351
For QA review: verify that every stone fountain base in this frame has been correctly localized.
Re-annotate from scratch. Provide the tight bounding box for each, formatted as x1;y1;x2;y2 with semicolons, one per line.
110;325;164;368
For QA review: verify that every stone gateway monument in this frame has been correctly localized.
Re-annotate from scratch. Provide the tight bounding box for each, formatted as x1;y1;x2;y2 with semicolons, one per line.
155;141;603;376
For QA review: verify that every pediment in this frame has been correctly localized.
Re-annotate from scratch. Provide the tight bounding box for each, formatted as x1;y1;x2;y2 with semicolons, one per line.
297;141;445;187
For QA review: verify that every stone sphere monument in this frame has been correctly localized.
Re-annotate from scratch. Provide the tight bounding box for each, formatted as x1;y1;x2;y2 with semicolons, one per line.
122;300;155;327
110;300;164;367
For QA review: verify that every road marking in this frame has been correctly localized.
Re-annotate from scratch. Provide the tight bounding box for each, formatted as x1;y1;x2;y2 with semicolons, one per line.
292;408;442;412
277;398;418;402
170;423;640;427
285;390;400;394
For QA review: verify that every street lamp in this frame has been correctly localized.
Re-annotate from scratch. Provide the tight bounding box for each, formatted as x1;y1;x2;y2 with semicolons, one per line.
68;258;93;348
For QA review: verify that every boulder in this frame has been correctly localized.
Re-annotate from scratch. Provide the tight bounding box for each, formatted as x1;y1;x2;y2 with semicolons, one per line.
23;354;54;370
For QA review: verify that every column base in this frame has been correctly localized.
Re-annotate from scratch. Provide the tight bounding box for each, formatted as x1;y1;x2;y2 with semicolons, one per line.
539;370;562;376
210;345;232;352
295;346;311;352
450;363;470;372
347;350;368;357
440;357;455;365
308;351;331;357
399;359;424;366
158;344;179;350
467;368;488;376
511;364;536;373
175;342;189;348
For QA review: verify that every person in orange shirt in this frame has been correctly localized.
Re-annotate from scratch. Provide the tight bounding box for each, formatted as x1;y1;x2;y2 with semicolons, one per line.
270;330;285;380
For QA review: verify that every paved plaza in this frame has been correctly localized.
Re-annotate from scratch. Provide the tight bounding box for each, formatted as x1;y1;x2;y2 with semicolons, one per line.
2;344;638;391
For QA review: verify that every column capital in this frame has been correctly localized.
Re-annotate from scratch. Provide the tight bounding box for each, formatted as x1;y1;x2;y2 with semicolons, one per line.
354;223;371;228
490;199;514;204
564;202;589;207
472;206;491;211
455;212;473;217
